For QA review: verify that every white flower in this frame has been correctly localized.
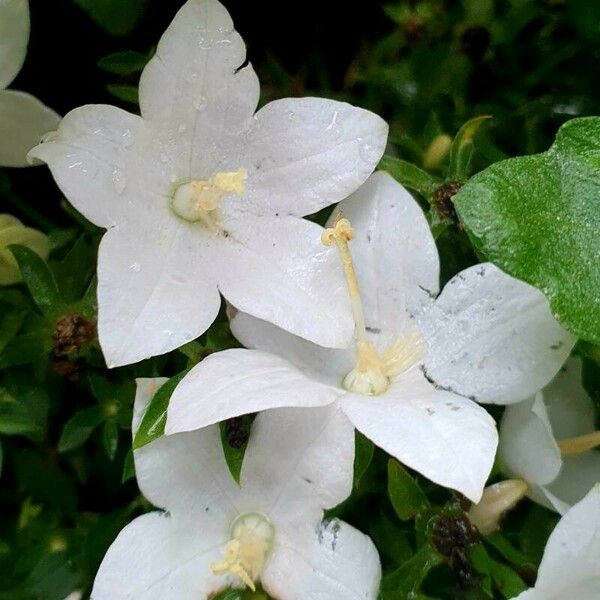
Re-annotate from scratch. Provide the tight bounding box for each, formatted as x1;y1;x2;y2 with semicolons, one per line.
28;0;387;368
512;485;600;600
0;213;49;284
0;0;59;167
499;356;600;514
166;172;574;501
92;378;381;599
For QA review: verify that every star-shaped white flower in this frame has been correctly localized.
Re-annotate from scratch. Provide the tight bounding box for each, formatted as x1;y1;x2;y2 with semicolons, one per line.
92;378;381;599
512;485;600;600
0;0;59;167
166;172;574;501
499;357;600;515
28;0;387;368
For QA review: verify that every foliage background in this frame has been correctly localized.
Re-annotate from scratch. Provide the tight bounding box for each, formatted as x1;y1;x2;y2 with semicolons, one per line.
1;0;599;598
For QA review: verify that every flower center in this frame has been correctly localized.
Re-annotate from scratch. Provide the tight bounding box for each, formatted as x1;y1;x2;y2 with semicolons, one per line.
211;512;275;591
558;430;600;456
322;217;424;395
170;168;247;230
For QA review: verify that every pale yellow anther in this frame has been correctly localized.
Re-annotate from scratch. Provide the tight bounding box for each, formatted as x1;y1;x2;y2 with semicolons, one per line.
558;430;600;456
171;168;247;227
323;216;425;395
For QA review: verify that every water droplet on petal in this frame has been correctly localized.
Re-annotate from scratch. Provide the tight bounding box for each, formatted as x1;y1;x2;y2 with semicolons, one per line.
129;262;141;273
121;129;134;148
193;96;207;111
111;168;127;194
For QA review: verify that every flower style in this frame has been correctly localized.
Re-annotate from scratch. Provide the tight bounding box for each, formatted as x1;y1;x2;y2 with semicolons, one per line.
92;378;381;599
28;0;387;368
512;485;600;600
166;171;574;501
0;213;49;284
0;0;59;167
498;356;600;514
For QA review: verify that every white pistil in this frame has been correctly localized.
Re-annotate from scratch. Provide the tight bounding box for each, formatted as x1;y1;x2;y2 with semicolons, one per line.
322;217;424;395
211;512;275;591
558;431;600;456
171;168;247;230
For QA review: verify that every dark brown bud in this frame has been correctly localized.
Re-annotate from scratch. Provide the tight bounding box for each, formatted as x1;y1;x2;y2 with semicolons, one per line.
433;182;462;222
52;313;97;357
224;414;254;449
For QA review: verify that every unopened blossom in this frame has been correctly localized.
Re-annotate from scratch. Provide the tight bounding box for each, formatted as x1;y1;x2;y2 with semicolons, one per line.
513;485;600;600
0;0;59;166
92;379;381;599
0;213;49;284
167;172;574;501
499;357;600;514
28;0;387;368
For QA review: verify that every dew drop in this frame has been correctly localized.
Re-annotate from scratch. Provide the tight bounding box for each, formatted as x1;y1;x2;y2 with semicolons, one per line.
193;95;207;111
129;262;141;273
121;129;134;148
111;168;127;194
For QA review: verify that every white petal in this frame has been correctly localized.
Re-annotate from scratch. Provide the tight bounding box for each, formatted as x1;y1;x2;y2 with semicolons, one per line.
91;512;228;599
513;486;600;600
217;215;354;348
233;98;387;217
331;171;440;347
420;263;576;405
499;394;562;487
262;519;381;600
133;379;240;519
138;0;259;179
166;349;340;435
0;90;59;167
28;104;166;228
0;0;29;89
97;222;221;367
230;309;353;386
543;357;596;439
545;452;600;511
342;368;498;502
240;405;355;521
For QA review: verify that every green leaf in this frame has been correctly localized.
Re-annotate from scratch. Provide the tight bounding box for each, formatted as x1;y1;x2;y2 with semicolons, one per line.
380;155;439;197
8;246;63;318
133;371;188;449
0;307;26;353
455;117;600;343
106;84;139;105
381;544;443;599
0;328;52;368
353;430;374;489
98;50;150;75
121;448;135;483
102;420;119;460
387;459;430;521
219;415;254;484
446;115;491;182
58;406;104;452
469;543;528;599
72;0;149;36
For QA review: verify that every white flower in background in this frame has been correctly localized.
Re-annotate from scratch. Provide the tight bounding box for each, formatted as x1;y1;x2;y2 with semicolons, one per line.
92;379;381;599
28;0;387;368
0;213;49;284
499;357;600;514
167;172;574;501
0;0;59;167
512;485;600;600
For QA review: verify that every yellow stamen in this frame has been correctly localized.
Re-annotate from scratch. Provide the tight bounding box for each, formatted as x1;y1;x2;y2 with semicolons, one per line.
211;512;274;591
558;431;600;456
322;216;424;395
211;540;256;591
171;168;247;228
